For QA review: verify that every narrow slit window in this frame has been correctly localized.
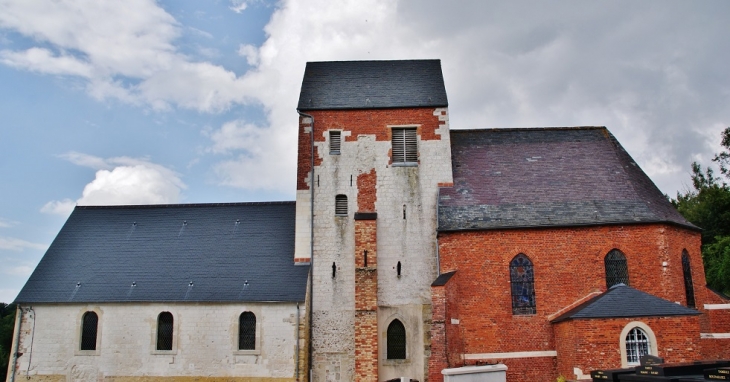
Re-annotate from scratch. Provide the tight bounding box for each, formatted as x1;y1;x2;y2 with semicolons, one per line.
605;249;629;288
391;128;417;164
330;131;341;154
387;319;406;359
335;194;348;216
332;262;337;278
397;261;402;277
80;311;98;351
364;251;368;267
156;312;174;351
238;312;256;350
510;254;536;315
681;250;695;308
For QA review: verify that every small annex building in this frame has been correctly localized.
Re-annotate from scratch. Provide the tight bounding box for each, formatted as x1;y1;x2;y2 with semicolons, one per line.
8;202;309;381
8;59;730;382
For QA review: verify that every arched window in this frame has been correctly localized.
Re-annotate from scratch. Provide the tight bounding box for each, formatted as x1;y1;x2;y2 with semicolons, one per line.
625;327;651;365
156;312;174;351
239;312;256;350
335;195;348;216
80;311;98;351
605;249;629;288
510;254;536;315
682;250;695;308
387;319;406;359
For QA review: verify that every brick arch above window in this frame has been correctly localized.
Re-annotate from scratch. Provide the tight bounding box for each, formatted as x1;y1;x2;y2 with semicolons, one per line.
619;321;657;368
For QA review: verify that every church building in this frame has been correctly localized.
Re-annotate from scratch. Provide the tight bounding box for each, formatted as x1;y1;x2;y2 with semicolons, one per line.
7;59;730;382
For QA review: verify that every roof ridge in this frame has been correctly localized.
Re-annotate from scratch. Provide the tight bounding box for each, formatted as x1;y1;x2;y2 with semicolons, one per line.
75;201;295;210
449;126;607;133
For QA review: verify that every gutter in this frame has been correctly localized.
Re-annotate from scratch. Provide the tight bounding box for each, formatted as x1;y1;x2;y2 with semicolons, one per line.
296;110;315;382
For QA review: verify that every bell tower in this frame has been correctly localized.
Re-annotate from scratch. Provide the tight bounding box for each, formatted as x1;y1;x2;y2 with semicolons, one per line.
294;60;453;381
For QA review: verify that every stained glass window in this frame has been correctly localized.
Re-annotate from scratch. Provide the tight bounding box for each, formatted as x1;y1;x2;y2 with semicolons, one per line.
387;319;406;359
682;250;695;308
239;312;256;350
605;249;629;288
80;311;98;351
625;327;650;365
156;312;173;351
510;254;536;315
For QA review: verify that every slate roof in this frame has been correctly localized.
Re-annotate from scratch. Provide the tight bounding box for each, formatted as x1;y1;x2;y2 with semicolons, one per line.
439;127;697;231
551;284;700;323
15;202;308;304
297;60;448;111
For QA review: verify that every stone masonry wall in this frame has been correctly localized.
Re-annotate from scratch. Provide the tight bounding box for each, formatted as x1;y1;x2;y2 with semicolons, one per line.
8;302;303;382
435;223;704;382
301;107;453;382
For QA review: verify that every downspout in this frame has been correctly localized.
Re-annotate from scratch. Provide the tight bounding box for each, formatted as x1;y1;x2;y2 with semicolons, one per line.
296;110;315;382
295;302;300;381
8;305;22;382
436;186;441;276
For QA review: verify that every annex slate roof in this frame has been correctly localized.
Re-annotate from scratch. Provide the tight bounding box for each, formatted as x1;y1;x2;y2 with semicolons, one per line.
439;127;697;231
297;60;448;111
15;202;308;304
551;284;700;323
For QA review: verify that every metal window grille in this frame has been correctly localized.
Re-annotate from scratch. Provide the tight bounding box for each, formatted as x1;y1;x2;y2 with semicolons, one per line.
156;312;174;351
510;254;536;315
239;312;256;350
387;320;406;359
682;251;696;308
329;131;341;154
605;249;629;288
335;194;348;215
625;327;650;365
391;128;417;163
80;311;98;351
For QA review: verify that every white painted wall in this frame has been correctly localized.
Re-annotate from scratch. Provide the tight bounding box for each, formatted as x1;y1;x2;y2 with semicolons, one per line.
8;302;302;381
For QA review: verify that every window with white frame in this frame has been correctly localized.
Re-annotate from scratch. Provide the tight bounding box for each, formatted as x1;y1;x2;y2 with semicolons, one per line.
625;327;651;365
391;128;417;164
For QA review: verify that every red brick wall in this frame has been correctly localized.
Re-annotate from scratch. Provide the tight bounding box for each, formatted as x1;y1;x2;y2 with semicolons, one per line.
555;316;701;380
436;223;703;382
357;169;377;212
430;285;448;382
355;219;378;381
296;108;445;189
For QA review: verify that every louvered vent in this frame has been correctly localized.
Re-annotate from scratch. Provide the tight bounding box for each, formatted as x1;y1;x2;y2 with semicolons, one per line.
391;128;417;164
330;131;341;154
335;194;348;215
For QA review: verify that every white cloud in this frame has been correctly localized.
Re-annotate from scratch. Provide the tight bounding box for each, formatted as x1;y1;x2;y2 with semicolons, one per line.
0;237;47;252
229;0;248;13
40;199;76;216
0;218;17;228
42;153;186;211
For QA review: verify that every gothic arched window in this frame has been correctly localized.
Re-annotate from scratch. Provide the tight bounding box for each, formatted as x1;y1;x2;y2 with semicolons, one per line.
681;250;695;308
239;312;256;350
605;249;629;288
387;319;406;359
80;311;98;351
510;254;536;315
156;312;174;351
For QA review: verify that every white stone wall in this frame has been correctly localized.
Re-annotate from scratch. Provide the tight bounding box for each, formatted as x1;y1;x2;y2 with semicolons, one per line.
308;108;453;381
8;302;303;381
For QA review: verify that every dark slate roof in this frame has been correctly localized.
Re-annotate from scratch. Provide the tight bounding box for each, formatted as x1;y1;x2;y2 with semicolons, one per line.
297;60;448;111
431;271;457;287
15;202;309;304
551;284;700;323
439;127;697;231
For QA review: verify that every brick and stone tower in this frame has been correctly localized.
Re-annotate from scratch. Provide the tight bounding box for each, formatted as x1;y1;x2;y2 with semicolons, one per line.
294;60;453;381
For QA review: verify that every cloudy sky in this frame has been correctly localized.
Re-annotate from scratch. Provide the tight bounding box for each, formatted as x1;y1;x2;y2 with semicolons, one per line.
1;0;729;303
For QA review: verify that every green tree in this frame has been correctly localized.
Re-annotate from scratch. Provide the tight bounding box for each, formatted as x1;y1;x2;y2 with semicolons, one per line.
672;127;730;295
0;303;17;381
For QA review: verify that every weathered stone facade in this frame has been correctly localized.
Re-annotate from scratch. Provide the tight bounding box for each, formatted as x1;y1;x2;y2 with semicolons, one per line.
297;108;453;381
7;303;305;381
